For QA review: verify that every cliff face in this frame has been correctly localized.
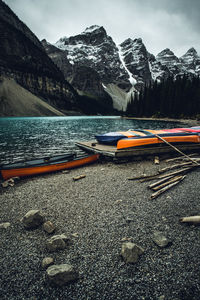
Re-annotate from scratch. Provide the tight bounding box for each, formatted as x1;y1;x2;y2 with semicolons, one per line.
42;25;131;100
41;39;104;97
0;0;78;114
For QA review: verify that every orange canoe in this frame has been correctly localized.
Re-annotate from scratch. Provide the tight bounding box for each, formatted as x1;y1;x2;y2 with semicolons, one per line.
117;135;200;150
0;154;99;180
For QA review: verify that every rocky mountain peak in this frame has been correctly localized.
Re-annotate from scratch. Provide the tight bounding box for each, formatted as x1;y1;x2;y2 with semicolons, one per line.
119;37;151;88
181;47;198;59
157;48;175;57
52;25;129;90
55;25;110;49
156;48;180;75
179;47;200;75
82;25;106;35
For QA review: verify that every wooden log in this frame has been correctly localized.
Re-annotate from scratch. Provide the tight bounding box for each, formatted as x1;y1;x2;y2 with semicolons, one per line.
155;134;200;166
151;175;184;191
158;161;194;174
150;176;186;200
128;174;158;181
140;166;195;182
148;175;174;189
165;153;199;162
73;174;86;181
180;216;200;224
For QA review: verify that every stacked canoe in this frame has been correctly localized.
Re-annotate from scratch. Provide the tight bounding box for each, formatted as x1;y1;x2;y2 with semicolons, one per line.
95;126;200;150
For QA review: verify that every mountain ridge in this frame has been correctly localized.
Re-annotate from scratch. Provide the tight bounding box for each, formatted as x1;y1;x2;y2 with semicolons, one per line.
42;24;200;111
44;24;200;89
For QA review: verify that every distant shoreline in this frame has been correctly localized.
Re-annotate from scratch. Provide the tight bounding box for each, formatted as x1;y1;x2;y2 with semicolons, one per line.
123;116;200;126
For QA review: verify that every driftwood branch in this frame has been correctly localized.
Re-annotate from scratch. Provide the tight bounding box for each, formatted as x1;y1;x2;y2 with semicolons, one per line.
150;175;186;200
140;166;194;182
165;153;199;162
158;161;194;174
151;175;184;191
127;174;158;181
73;174;86;181
148;175;174;189
155;134;200;166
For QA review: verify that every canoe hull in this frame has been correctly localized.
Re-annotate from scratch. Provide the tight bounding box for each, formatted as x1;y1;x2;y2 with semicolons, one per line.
117;135;200;150
1;154;99;180
95;128;200;145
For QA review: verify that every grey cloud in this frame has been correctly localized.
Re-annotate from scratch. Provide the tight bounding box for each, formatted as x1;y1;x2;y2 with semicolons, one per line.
3;0;200;56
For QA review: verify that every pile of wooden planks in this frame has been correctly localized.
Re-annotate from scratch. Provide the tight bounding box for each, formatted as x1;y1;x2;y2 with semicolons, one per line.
128;153;200;200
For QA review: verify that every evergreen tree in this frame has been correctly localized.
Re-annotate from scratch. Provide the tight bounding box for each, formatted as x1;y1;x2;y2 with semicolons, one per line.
126;75;200;119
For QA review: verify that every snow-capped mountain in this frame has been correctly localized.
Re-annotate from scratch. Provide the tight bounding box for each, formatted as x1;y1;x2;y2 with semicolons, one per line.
179;47;200;75
156;48;181;75
53;25;130;89
42;25;200;110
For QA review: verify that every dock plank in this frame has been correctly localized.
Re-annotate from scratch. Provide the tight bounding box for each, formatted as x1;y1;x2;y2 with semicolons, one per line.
76;141;200;159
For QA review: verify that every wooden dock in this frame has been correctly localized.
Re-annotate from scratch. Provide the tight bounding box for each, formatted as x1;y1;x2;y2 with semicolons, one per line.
76;140;200;159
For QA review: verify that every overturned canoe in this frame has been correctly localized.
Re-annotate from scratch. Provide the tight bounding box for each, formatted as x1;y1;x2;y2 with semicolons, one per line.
95;127;200;145
117;134;200;150
0;153;99;180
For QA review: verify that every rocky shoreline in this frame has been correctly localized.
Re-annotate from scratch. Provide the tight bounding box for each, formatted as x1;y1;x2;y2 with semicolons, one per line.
123;116;200;127
1;158;200;299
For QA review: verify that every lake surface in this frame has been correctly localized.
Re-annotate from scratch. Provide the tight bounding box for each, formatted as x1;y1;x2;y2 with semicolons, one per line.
0;116;182;164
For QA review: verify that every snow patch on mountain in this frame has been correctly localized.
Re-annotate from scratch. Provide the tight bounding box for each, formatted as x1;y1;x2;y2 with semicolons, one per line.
117;44;137;86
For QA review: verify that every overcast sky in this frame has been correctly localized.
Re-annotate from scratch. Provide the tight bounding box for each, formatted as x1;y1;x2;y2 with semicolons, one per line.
4;0;200;57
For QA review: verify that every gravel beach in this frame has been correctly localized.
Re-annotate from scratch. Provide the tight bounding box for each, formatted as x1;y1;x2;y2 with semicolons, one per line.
1;157;200;300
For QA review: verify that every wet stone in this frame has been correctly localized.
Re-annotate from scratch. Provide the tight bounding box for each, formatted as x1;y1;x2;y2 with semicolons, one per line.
121;242;144;263
46;264;79;286
21;210;44;229
42;257;54;269
0;222;11;229
43;221;55;234
152;231;171;248
46;234;70;252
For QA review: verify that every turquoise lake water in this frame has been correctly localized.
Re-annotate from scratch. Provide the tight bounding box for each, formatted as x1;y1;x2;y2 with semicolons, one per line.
0;116;181;163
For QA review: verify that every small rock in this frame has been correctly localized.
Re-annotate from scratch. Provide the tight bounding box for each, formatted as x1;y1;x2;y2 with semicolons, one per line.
121;237;133;242
115;199;123;204
0;222;11;229
121;242;144;263
126;217;134;223
1;178;15;188
46;234;70;252
62;170;70;174
42;257;54;269
43;221;55;234
71;233;79;238
154;156;160;164
21;210;44;229
152;231;171;248
12;176;20;181
47;264;79;286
